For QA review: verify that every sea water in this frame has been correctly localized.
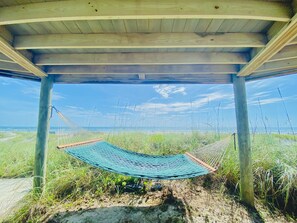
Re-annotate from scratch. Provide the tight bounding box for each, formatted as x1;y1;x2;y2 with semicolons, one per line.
0;126;295;134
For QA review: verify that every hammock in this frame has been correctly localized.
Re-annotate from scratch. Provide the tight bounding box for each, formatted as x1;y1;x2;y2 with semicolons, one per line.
57;136;231;180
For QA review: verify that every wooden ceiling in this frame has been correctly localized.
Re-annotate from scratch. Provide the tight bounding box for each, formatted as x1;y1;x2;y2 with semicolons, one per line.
0;0;297;84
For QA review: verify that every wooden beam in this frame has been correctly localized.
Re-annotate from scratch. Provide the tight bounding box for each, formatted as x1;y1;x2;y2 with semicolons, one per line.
238;14;297;76
148;74;231;83
294;0;297;13
0;53;14;63
138;73;146;80
0;70;40;81
35;52;249;65
267;21;287;41
34;52;248;65
269;45;297;62
247;68;297;81
233;75;254;207
0;26;13;44
0;0;291;25
256;58;297;72
47;64;238;75
33;76;53;193
289;37;297;45
54;73;232;84
14;33;266;50
0;60;31;73
0;35;47;77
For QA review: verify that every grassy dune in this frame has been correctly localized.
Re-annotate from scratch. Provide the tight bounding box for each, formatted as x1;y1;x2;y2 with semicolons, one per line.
0;131;296;222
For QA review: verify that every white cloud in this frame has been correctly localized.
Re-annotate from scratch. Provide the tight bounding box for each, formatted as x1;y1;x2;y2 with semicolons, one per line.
0;77;33;87
153;85;187;98
22;86;64;101
1;81;9;86
220;94;297;110
129;92;232;114
52;93;65;101
248;96;297;106
62;106;101;117
220;102;235;110
247;78;285;90
251;91;272;98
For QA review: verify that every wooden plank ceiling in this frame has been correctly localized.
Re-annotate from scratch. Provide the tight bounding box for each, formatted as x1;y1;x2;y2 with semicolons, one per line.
0;0;296;84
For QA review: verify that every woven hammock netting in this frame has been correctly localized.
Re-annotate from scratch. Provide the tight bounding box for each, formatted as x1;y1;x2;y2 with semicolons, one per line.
53;107;231;180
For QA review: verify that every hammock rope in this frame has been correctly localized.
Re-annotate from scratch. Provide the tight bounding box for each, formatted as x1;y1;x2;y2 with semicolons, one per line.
189;136;231;170
53;107;233;180
57;136;231;180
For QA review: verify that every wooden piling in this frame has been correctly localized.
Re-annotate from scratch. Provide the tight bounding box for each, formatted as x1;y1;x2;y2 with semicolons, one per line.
233;75;254;207
33;75;53;193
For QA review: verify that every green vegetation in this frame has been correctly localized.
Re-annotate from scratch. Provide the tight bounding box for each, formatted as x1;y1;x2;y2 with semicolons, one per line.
0;131;296;222
220;134;297;216
0;132;35;178
273;133;297;141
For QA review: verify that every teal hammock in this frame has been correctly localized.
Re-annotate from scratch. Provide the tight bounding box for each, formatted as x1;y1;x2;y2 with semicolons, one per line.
58;136;231;180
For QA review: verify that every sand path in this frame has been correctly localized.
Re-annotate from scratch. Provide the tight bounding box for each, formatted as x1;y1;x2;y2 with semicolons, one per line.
0;178;32;220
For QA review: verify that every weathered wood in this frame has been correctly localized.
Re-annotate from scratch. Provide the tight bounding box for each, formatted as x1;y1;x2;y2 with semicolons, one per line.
57;138;103;150
0;26;33;60
238;13;297;76
34;52;248;65
256;58;297;72
0;0;291;25
233;75;254;207
0;53;13;63
54;73;232;84
0;70;40;81
0;61;30;72
14;33;266;50
294;0;297;13
267;21;287;41
33;76;53;192
0;26;13;44
0;1;296;84
47;64;238;75
289;37;297;45
138;73;146;80
248;68;297;81
0;35;47;77
269;45;297;62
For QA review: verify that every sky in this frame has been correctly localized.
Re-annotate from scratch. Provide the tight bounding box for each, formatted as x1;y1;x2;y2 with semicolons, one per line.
0;74;297;133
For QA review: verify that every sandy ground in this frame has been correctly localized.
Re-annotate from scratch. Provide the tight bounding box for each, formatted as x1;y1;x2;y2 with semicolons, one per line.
46;179;294;223
0;132;16;142
0;178;32;220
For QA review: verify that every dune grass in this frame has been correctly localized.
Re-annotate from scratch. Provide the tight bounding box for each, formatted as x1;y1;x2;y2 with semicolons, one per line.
0;131;296;222
220;134;297;216
0;132;35;178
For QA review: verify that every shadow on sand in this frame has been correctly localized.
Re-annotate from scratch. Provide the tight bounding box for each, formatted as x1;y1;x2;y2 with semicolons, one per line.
47;181;270;223
48;191;189;223
244;205;265;223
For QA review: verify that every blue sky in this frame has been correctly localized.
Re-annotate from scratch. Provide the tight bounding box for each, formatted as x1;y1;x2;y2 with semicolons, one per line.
0;74;297;133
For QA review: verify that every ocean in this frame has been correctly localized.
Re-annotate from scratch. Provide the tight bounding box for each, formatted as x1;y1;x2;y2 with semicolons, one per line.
0;126;295;134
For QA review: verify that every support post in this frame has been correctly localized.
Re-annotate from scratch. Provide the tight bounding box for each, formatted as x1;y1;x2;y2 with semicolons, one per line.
33;75;53;193
232;75;254;206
